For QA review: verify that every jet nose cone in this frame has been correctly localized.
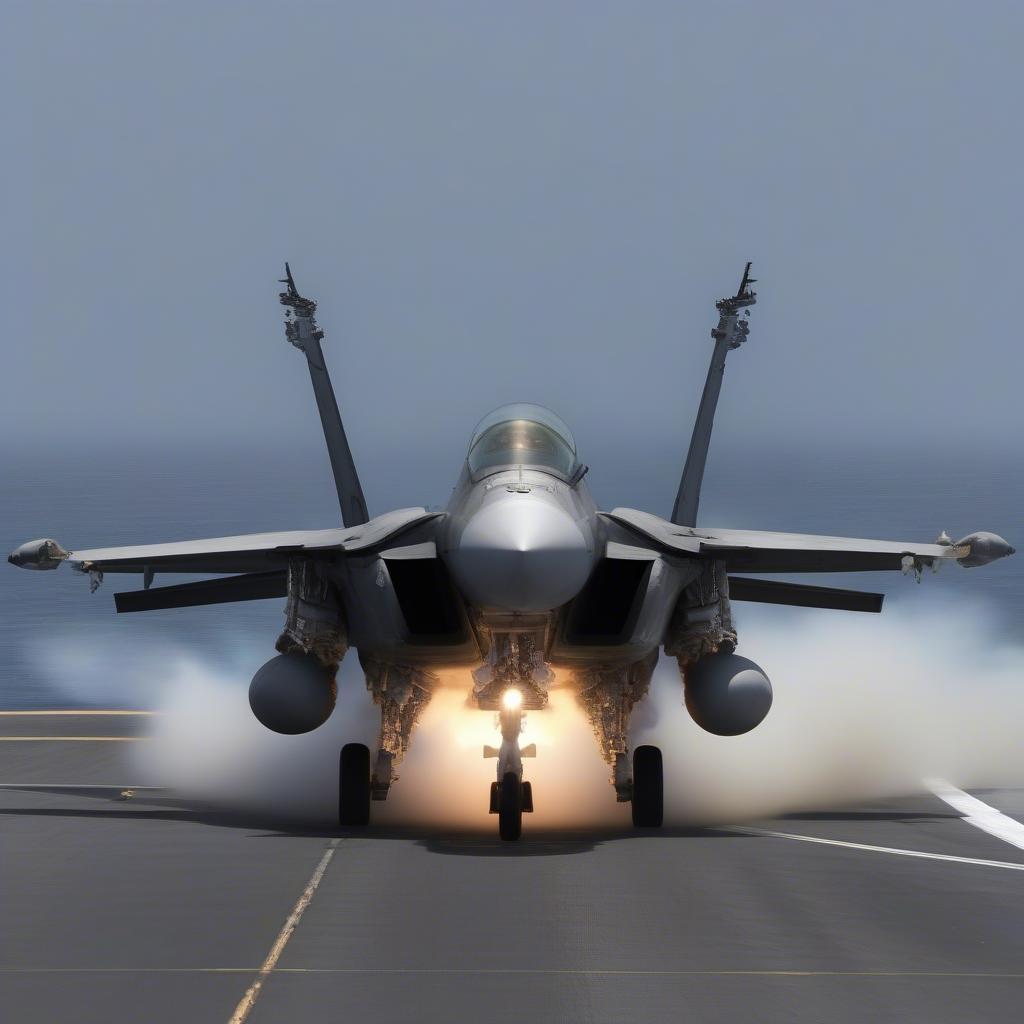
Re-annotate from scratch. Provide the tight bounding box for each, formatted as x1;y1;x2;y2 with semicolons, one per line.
448;496;594;612
7;552;21;567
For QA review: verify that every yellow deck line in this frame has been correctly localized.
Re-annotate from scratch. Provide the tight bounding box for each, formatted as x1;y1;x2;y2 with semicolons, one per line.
0;710;155;716
0;736;147;742
229;839;341;1024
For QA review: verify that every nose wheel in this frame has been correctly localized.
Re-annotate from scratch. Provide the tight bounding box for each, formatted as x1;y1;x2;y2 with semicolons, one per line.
490;774;534;841
631;745;663;828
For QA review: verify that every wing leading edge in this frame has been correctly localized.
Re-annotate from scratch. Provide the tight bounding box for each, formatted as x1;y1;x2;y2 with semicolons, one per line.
9;508;442;576
602;509;1014;574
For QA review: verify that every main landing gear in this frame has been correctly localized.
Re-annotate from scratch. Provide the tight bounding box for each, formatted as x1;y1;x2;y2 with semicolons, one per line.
339;743;371;826
630;745;663;828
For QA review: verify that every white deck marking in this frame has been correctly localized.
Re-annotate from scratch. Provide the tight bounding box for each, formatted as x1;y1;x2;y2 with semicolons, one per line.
227;839;340;1024
730;826;1024;871
926;779;1024;852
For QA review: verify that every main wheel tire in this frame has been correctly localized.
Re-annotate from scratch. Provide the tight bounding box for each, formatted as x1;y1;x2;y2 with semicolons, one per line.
631;744;663;828
339;743;371;827
498;771;523;841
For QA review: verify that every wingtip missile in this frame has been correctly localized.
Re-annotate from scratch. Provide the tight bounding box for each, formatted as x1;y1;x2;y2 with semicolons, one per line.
8;538;69;570
955;532;1015;567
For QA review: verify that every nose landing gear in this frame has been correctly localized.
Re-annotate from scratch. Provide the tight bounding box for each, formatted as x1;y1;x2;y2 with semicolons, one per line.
490;773;535;840
485;689;536;840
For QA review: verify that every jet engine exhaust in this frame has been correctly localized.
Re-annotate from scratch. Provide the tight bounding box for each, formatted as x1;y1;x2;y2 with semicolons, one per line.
683;650;773;736
248;652;336;734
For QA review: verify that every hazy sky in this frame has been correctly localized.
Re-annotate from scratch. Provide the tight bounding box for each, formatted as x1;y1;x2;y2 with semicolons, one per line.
6;1;1022;463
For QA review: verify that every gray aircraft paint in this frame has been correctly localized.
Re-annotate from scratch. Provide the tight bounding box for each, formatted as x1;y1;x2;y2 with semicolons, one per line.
8;266;1014;829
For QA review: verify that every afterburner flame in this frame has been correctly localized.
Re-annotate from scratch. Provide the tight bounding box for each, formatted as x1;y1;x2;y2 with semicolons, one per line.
502;687;523;711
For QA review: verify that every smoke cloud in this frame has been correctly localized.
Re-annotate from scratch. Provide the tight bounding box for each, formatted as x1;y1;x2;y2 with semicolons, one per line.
637;599;1024;824
35;600;1024;831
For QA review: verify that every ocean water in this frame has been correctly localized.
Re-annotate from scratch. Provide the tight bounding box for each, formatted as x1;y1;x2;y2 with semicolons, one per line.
1;441;1020;709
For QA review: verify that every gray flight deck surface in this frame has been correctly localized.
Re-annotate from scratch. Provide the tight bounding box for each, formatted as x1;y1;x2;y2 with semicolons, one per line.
2;714;1022;1023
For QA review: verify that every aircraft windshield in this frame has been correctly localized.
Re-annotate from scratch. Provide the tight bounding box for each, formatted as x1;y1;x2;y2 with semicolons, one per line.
467;404;578;481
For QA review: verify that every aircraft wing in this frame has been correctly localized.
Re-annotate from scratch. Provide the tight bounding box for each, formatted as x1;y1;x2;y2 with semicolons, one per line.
11;508;442;576
601;508;1010;573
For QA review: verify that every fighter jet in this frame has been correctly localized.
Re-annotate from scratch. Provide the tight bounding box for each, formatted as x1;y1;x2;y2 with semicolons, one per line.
9;264;1014;840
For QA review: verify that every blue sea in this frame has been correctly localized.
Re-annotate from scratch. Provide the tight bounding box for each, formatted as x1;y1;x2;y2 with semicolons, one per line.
1;441;1020;709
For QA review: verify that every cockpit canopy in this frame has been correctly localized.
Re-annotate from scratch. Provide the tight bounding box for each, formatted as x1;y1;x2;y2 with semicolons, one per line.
467;403;579;481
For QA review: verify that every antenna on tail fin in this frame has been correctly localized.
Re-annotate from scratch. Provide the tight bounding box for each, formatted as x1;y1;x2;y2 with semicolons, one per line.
670;264;757;527
279;264;369;527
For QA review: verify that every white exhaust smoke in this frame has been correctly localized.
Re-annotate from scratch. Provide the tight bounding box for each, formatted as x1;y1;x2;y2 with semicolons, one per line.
33;600;1024;831
638;599;1024;825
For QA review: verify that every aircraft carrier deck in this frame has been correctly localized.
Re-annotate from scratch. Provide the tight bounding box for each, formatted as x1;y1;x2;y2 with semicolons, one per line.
2;712;1022;1023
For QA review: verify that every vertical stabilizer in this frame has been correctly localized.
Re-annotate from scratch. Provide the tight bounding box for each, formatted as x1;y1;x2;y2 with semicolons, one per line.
671;264;757;526
279;264;369;527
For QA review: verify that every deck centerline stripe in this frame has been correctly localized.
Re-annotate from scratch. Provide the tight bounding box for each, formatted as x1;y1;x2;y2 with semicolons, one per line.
227;839;340;1024
926;778;1024;852
729;826;1024;871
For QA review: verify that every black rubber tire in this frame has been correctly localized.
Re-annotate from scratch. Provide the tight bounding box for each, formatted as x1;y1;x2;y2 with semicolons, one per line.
339;743;371;827
498;771;522;841
631;745;663;828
